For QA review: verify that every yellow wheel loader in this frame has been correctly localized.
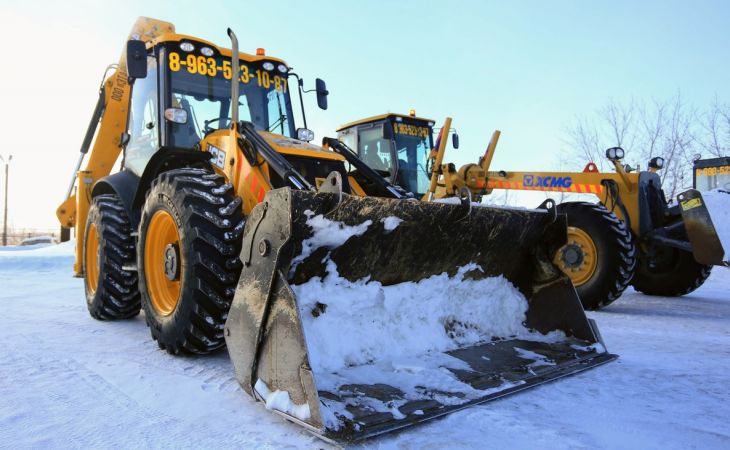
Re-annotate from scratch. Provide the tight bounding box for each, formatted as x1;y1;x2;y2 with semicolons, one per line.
337;113;729;310
57;19;616;443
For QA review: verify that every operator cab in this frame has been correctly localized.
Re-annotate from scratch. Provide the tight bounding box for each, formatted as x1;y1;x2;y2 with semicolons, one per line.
337;113;439;198
122;35;349;193
124;38;296;175
693;157;730;192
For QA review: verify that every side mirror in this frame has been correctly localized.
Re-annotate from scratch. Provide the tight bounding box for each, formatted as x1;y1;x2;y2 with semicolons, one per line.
452;132;460;149
126;40;148;79
315;78;328;110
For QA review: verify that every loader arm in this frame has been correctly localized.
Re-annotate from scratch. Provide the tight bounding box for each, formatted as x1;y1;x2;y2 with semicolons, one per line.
323;138;404;199
56;18;175;274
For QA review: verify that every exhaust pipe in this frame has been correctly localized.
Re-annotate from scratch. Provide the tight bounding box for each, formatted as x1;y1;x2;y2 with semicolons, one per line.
227;28;239;128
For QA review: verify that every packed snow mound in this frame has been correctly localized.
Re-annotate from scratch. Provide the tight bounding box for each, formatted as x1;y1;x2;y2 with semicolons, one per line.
293;262;541;375
0;240;75;271
702;189;730;257
291;255;570;427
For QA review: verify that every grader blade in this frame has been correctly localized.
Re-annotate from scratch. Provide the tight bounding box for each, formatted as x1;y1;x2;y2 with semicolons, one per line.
225;188;617;443
678;189;730;266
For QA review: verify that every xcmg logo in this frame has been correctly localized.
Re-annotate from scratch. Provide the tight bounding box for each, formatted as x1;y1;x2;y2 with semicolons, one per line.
523;174;573;188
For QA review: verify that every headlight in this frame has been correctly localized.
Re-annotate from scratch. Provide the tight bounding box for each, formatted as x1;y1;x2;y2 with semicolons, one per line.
179;42;195;52
649;156;665;169
277;64;288;73
606;147;625;161
297;128;314;142
262;62;275;71
200;46;214;57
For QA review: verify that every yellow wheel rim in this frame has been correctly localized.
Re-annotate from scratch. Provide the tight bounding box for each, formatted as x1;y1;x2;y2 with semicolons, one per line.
85;223;100;295
553;226;598;286
144;210;182;316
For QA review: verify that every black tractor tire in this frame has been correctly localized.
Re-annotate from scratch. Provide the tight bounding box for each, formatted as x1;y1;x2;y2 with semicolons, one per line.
137;168;244;355
84;194;141;320
555;202;637;310
631;247;712;296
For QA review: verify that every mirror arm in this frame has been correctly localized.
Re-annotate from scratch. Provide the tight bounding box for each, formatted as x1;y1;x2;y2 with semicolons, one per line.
288;72;308;129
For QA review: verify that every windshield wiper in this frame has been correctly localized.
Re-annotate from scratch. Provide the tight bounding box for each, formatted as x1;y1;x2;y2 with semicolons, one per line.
266;91;287;134
267;113;287;133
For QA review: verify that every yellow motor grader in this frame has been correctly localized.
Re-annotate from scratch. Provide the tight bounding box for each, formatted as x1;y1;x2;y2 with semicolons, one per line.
57;19;616;443
337;113;729;310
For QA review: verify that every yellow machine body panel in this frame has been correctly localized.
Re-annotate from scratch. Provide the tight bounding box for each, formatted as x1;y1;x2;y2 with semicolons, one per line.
485;169;642;236
199;130;350;215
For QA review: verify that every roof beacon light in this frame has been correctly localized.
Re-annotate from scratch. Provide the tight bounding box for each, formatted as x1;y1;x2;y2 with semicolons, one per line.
256;48;265;56
409;109;416;117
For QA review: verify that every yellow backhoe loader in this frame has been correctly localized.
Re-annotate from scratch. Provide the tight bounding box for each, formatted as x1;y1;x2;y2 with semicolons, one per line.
57;19;616;443
337;113;729;310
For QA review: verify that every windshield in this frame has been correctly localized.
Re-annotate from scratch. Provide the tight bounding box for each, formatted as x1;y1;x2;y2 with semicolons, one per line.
163;44;295;149
391;119;433;196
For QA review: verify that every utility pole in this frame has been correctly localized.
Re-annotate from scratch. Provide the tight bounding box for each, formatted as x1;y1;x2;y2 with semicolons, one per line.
1;154;10;246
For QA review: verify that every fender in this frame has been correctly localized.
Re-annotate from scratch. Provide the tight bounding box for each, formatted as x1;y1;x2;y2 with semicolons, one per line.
92;148;212;228
91;170;140;221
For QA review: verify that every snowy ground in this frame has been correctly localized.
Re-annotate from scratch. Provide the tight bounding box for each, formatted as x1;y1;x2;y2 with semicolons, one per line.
1;242;729;449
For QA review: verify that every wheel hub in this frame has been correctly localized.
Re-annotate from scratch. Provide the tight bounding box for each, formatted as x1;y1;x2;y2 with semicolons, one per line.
561;243;585;268
553;226;598;286
163;243;180;281
144;209;182;316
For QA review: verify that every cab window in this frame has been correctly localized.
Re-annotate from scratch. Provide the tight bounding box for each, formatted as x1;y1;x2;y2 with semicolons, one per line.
125;56;159;176
357;125;393;175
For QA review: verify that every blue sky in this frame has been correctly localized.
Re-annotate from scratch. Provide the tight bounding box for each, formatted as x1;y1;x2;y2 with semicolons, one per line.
1;0;729;228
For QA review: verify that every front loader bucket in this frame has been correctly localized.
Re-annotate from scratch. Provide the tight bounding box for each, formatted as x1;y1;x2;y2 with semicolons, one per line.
225;188;616;443
678;189;730;266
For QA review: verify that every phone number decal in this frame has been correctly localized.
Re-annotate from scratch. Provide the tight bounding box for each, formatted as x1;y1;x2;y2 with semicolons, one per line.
168;51;287;93
394;123;429;138
697;166;730;176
